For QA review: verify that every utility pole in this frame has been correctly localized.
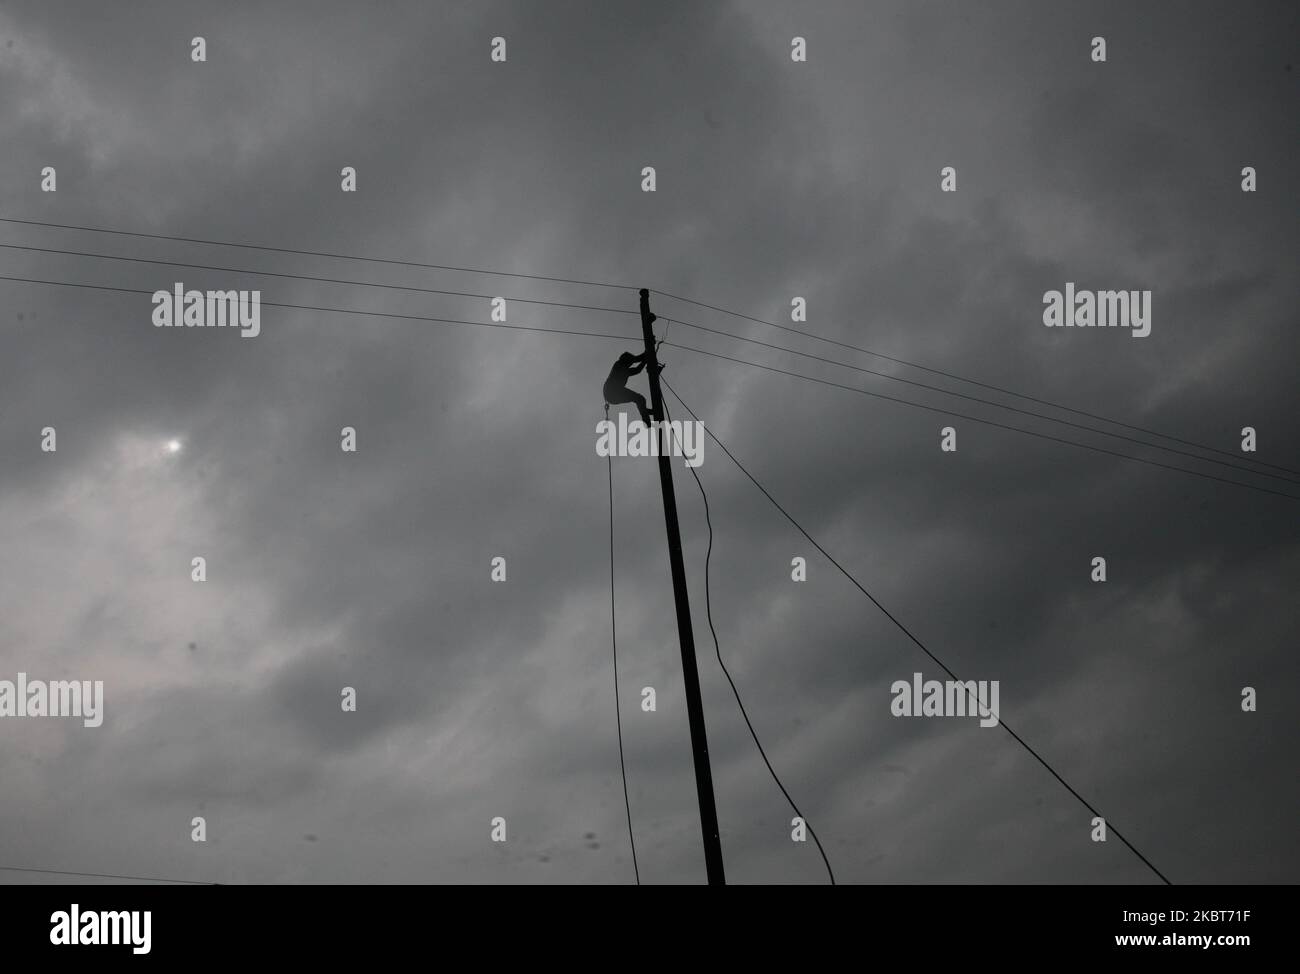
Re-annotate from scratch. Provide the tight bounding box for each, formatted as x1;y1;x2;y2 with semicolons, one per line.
638;287;726;885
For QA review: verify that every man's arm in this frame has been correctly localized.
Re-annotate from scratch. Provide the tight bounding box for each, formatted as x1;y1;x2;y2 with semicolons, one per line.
627;351;648;374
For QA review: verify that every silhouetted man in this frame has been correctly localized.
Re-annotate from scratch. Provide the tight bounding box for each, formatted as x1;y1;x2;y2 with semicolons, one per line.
604;350;653;424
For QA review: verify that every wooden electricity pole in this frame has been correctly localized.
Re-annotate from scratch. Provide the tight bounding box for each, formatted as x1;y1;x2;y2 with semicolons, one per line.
638;287;726;885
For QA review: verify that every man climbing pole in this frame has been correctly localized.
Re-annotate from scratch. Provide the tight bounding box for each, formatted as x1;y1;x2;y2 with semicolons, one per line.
603;340;657;425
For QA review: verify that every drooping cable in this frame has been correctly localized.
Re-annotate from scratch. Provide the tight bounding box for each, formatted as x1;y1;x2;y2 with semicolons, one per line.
663;377;1172;886
661;396;836;884
606;411;641;885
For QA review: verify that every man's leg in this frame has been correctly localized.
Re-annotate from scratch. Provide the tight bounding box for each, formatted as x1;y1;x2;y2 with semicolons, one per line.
629;391;652;424
605;386;653;424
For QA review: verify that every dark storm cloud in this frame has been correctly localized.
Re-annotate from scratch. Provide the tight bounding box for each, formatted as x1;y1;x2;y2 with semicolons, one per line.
0;0;1295;885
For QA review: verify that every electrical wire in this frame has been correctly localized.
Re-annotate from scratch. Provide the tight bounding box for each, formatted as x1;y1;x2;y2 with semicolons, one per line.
3;269;1292;502
0;274;630;343
5;232;1290;485
662;396;836;884
5;213;1288;479
662;339;1300;503
0;240;636;318
606;419;641;885
0;864;215;884
658;313;1300;487
0;216;637;292
4;266;1290;502
654;289;1300;480
663;376;1173;886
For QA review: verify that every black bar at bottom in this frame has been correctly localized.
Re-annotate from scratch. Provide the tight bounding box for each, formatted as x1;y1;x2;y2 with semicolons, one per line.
0;883;1282;961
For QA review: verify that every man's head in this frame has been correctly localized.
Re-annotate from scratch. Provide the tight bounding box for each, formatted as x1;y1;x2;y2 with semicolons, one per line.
616;352;637;365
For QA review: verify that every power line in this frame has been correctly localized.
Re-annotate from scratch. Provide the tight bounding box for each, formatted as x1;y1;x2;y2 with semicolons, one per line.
6;213;1288;480
0;241;637;318
606;429;641;885
662;377;1173;886
662;314;1300;487
662;399;836;884
662;339;1300;503
5;269;1294;502
0;864;215;885
0;274;631;343
5;269;1291;502
655;289;1300;480
8;235;1288;489
26;234;1282;489
0;216;636;292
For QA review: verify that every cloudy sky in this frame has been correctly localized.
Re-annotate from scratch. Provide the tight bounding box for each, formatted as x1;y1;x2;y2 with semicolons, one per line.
0;0;1295;884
